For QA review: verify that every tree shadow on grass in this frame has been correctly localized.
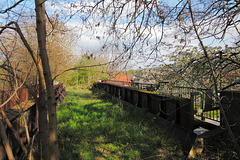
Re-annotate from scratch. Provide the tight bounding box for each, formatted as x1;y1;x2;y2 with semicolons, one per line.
58;89;183;160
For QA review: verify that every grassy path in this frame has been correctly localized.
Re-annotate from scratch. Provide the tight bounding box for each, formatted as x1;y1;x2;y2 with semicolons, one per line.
57;88;183;159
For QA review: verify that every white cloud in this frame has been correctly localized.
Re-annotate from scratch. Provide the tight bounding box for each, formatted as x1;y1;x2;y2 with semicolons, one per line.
77;35;101;49
45;1;61;11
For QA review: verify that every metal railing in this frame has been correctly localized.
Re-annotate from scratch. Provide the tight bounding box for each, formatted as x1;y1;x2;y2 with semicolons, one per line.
157;84;221;123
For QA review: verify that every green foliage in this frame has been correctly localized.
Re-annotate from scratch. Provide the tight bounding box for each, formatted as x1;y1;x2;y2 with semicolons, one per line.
58;88;183;159
66;69;88;87
66;54;108;87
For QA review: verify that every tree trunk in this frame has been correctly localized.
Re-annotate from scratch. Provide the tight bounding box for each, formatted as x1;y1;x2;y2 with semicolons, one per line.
35;1;59;160
37;80;49;160
16;20;50;160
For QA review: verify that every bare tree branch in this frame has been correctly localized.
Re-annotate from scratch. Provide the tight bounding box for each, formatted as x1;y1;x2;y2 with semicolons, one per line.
0;0;24;14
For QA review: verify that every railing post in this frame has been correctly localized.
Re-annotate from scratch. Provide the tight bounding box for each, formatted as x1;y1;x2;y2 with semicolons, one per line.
190;92;197;119
201;93;205;121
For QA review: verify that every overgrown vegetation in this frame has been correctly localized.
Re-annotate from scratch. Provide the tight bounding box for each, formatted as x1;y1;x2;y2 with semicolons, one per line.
58;88;183;159
65;54;108;88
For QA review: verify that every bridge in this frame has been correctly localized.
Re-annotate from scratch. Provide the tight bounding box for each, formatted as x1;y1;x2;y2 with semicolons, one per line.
97;80;221;129
93;80;240;157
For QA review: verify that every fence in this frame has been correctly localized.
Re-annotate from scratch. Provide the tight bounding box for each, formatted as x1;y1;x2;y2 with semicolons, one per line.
136;82;221;123
94;81;194;131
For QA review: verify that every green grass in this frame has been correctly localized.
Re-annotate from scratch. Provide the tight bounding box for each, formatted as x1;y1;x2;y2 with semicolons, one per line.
57;88;183;160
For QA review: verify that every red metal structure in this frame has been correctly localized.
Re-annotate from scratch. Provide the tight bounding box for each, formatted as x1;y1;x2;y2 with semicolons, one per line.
104;74;132;86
